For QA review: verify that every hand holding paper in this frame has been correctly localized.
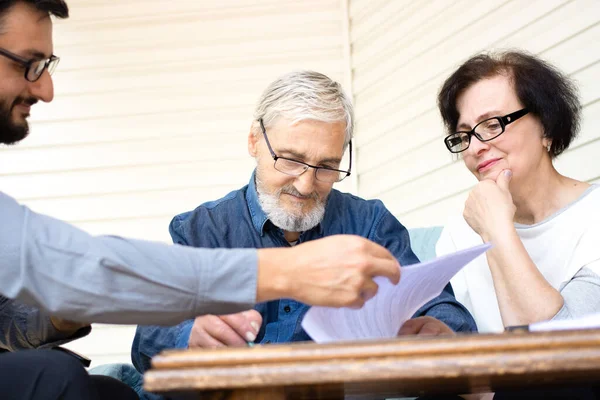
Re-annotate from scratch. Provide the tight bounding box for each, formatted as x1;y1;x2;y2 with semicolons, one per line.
302;243;491;343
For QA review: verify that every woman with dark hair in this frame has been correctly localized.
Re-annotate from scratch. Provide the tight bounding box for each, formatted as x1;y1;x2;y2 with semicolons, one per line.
436;51;600;335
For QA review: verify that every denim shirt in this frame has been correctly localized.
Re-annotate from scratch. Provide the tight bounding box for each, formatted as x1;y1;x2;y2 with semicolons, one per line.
132;172;476;374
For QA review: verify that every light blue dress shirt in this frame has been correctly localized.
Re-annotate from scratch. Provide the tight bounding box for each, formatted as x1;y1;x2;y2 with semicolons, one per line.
0;191;258;325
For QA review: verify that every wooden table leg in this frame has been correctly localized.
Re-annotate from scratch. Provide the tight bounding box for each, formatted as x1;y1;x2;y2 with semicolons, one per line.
198;384;345;400
199;387;286;400
229;387;286;400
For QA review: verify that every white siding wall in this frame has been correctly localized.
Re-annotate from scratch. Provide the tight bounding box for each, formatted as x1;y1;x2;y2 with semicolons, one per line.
349;0;600;229
0;0;348;367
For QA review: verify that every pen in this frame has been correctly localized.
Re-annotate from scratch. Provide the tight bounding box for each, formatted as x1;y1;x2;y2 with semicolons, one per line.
505;325;529;332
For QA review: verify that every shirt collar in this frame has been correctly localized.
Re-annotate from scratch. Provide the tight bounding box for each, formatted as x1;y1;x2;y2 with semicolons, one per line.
245;170;270;236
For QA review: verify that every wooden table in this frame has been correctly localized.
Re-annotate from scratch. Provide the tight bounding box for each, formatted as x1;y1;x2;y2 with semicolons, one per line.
144;329;600;399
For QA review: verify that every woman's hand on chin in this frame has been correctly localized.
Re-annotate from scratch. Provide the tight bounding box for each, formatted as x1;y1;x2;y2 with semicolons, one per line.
464;169;515;241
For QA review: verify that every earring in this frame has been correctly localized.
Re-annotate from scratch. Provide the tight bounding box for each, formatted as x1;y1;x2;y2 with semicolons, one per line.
546;143;551;152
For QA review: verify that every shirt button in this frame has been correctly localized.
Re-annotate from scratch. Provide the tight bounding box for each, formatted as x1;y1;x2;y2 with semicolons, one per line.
283;306;291;313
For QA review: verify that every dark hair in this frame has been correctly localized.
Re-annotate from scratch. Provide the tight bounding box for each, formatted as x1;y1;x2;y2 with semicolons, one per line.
0;0;68;29
437;51;581;158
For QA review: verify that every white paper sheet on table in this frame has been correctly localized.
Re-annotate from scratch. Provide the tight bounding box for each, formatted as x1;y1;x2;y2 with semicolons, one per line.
301;243;492;343
529;312;600;332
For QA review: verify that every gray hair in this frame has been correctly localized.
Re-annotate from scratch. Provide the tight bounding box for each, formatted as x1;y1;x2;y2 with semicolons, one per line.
252;70;354;149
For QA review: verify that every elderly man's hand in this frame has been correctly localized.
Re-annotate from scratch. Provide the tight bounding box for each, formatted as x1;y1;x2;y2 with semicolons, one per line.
397;316;455;336
188;310;262;349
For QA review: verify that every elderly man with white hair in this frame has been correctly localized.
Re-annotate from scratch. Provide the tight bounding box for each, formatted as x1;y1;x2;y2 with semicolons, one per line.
132;71;477;375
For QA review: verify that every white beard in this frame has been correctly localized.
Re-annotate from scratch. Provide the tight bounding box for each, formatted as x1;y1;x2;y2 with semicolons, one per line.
255;175;326;232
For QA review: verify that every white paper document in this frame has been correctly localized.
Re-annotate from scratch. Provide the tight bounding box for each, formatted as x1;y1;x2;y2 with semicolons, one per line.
301;243;492;343
529;312;600;332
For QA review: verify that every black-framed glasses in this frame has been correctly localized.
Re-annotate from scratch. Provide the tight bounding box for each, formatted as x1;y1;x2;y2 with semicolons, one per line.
258;119;352;183
444;108;529;153
0;48;60;82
